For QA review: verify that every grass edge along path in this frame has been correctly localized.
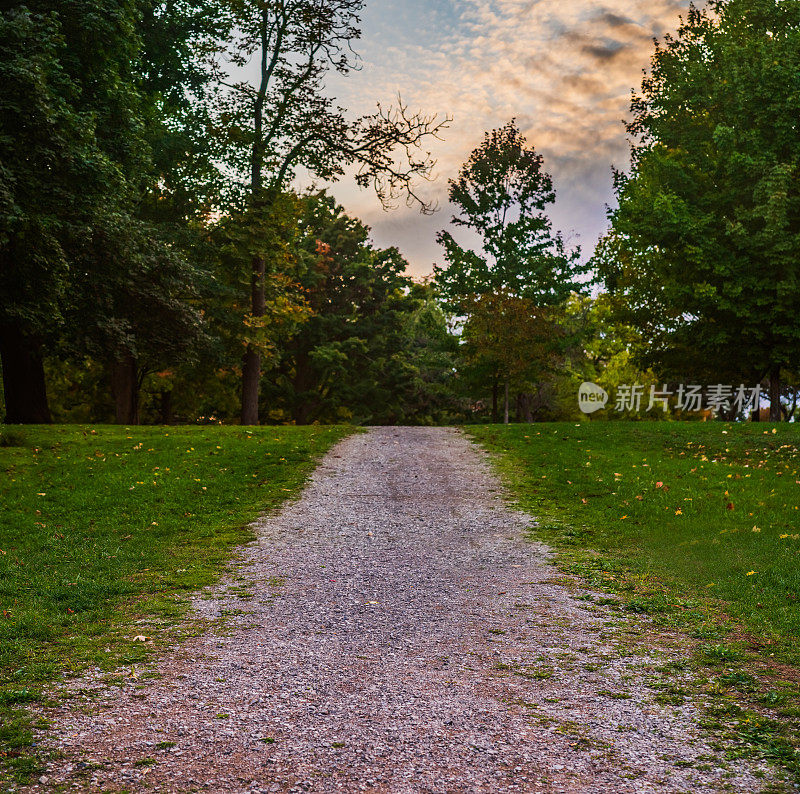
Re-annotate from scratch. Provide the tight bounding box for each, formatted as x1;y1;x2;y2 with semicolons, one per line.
468;422;800;787
0;424;352;786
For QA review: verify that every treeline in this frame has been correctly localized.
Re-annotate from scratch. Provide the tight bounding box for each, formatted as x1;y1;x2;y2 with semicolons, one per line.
0;0;453;426
3;0;800;426
444;0;800;423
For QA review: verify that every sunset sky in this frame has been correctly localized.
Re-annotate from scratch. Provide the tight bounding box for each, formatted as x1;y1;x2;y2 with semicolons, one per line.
300;0;694;278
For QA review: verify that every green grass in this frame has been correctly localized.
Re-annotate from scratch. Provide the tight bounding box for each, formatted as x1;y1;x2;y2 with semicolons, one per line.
0;423;349;783
469;422;800;661
470;421;800;779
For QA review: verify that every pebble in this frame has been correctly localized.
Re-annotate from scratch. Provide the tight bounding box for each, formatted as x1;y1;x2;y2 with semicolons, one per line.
27;428;772;792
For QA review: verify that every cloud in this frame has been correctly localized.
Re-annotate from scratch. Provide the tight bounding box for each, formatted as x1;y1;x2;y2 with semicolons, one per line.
300;0;695;277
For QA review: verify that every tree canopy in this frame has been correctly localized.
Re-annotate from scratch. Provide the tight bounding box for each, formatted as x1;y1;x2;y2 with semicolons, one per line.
598;0;800;418
434;120;586;308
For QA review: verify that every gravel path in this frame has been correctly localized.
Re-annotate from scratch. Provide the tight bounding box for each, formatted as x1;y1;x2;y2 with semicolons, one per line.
30;427;771;793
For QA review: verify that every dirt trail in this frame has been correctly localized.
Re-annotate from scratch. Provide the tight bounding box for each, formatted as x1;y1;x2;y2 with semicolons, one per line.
29;427;769;792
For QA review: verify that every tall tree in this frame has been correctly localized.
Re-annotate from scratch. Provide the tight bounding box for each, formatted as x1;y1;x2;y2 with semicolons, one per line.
0;7;127;422
599;0;800;420
0;2;228;424
434;120;585;307
434;121;585;419
215;0;449;424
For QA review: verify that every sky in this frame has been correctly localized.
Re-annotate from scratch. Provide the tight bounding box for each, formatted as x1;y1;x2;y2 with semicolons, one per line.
297;0;695;278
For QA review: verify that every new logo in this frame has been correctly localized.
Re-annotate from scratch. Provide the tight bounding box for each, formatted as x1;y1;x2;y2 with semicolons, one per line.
578;382;608;414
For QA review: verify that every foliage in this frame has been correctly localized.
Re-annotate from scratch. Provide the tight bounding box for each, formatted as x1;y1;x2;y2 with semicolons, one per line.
211;192;312;366
598;0;800;390
0;7;122;339
265;193;460;424
137;0;231;222
561;293;660;420
0;2;228;423
213;0;449;424
459;291;567;421
434;120;586;307
432;121;588;422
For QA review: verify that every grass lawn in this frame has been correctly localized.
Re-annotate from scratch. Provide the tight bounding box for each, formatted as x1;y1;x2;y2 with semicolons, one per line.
0;423;349;783
469;422;800;660
470;421;800;776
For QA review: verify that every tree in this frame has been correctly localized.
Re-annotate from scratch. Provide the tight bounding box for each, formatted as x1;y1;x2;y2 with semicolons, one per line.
599;0;800;420
0;7;127;422
460;291;566;423
265;193;423;424
215;0;449;424
433;121;585;420
0;2;231;424
434;120;585;307
62;213;209;424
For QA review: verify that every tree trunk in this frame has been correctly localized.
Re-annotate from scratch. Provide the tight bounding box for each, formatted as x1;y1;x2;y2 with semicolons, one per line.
159;389;174;425
110;353;140;425
503;378;509;425
517;392;534;423
291;351;316;425
491;377;499;423
0;324;51;423
241;347;261;425
769;366;782;422
751;385;761;422
241;253;266;425
241;9;270;427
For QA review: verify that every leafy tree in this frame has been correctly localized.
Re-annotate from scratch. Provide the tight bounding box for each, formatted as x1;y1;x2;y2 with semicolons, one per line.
0;2;230;423
460;291;566;423
599;0;800;420
137;0;231;223
434;121;585;420
434;120;585;307
211;191;312;411
265;194;456;424
0;7;127;422
215;0;450;423
63;213;209;424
